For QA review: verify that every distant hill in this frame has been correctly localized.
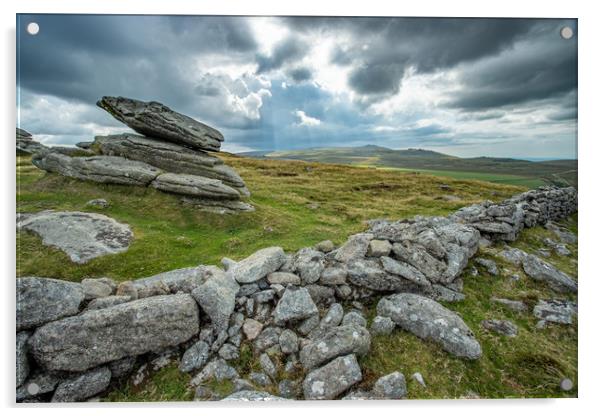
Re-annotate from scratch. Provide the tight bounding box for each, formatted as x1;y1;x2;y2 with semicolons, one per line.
239;145;577;188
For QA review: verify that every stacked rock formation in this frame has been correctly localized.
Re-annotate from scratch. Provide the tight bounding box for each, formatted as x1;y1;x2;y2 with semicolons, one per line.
16;186;578;402
30;96;252;213
16;128;48;155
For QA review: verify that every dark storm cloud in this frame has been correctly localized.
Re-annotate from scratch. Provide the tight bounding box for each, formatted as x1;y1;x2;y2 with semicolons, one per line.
17;14;258;112
286;67;313;82
255;36;307;74
446;21;577;111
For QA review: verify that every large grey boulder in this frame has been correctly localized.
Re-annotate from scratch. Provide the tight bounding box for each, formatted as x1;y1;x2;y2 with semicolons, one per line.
377;293;482;359
222;390;289;401
192;266;239;332
29;294;200;372
299;324;371;370
17;211;133;264
16;331;31;387
227;247;287;284
180;196;255;214
151;172;241;200
51;366;111;402
303;354;362;400
97;96;224;152
94;134;248;194
32;152;161;186
273;286;319;325
522;255;577;293
17;277;84;330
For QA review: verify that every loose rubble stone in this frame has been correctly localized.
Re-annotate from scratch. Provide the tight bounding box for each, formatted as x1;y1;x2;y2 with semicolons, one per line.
252;289;275;303
108;356;137;378
242;319;263;340
279;329;299;354
320;267;347;285
497;247;529;266
293;248;326;284
380;256;431;287
97;96;224;152
30;294;200;372
474;258;499;276
481;319;518;337
377;293;482;359
303;354;362;400
297;314;320;336
533;299;577;325
372;372;407;399
192;267;239;332
249;372;272;387
334;233;373;263
133;265;209;294
232;378;255;392
267;272;301;285
315;240;335;253
300;324;371;370
51;366;111;402
412;372;427;388
321;303;345;328
274;286;319;325
228;247;287;284
116;281;138;299
279;379;300;399
17;277;85;330
222;390;289;401
81;278;114;300
16;331;31;387
16;371;62;401
17;211;133;264
370;316;396;336
342;311;367;327
253;327;282;352
491;297;528;312
368;240;392;257
522;255;577;293
259;353;278;379
86;198;109;209
304;284;335;306
348;258;411;292
180;341;211;373
190;358;239;386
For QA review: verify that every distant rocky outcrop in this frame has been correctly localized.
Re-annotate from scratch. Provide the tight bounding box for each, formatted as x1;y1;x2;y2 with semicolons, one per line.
16;128;48;155
28;96;252;214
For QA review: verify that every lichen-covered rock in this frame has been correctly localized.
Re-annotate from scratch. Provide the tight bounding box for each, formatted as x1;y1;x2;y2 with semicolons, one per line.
300;324;371;370
370;316;395;336
320;267;347;285
274;286;319;325
481;319;518;337
522;255;577;293
279;329;299;354
377;293;481;359
341;311;367;327
380;256;431;288
97;96;224;152
51;366;111;402
372;372;407;399
367;240;392;257
16;371;62;401
81;278;115;300
334;233;373;263
190;358;238;386
347;258;412;292
17;211;133;264
16;331;31;387
490;297;528;312
228;247;287;284
179;341;210;373
303;354;362;400
267;272;301;285
17;277;85;330
533;299;577;325
29;294;200;372
293;248;326;284
151;172;241;201
133;265;209;294
192;266;239;332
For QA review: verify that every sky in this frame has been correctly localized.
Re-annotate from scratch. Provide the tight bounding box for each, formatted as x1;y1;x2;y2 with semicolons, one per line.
17;15;577;159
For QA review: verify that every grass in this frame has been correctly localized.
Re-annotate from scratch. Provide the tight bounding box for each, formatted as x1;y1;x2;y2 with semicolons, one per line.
16;154;577;401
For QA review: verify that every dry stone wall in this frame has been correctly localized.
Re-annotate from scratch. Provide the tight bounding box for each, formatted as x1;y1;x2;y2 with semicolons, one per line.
16;185;577;402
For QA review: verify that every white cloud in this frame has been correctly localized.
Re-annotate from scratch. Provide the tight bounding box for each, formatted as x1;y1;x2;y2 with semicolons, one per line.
293;110;322;127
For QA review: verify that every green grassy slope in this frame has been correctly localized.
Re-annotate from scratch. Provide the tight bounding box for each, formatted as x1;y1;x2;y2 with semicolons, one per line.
16;154;577;400
247;146;577;188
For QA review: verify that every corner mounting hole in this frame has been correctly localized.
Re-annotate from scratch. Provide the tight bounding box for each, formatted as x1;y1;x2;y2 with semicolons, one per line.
26;22;40;36
560;26;573;40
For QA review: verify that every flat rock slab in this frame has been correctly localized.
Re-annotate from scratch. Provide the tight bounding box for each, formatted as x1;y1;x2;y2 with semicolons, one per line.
377;293;482;359
32;152;162;186
97;96;224;152
300;324;371;370
95;134;247;192
227;247;287;283
17;211;133;264
522;254;577;293
533;299;577;325
29;294;200;372
17;277;84;330
152;172;241;200
222;391;289;401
